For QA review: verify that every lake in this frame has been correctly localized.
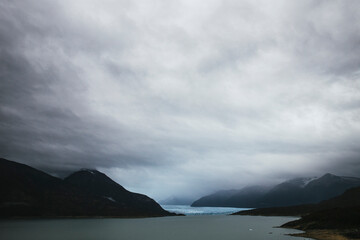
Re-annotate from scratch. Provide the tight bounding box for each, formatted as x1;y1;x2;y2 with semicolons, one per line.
0;206;313;240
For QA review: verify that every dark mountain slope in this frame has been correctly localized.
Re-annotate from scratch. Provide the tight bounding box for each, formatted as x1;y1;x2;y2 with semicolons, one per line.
320;184;360;208
281;187;360;239
303;173;360;204
234;186;360;216
191;186;270;207
0;158;174;218
64;170;169;216
282;206;360;230
235;186;360;239
226;186;270;207
192;174;360;208
191;189;239;207
159;196;194;205
259;178;308;207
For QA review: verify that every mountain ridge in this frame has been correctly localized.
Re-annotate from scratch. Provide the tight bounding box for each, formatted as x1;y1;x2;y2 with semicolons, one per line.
0;158;176;218
234;186;360;239
191;173;360;208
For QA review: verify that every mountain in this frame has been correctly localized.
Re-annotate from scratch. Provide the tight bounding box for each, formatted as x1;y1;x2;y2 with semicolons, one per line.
64;169;169;216
283;186;360;229
159;196;195;205
235;186;360;239
258;178;314;207
191;186;269;207
282;187;360;239
0;158;175;218
191;174;360;208
302;173;360;203
191;189;239;207
234;185;360;216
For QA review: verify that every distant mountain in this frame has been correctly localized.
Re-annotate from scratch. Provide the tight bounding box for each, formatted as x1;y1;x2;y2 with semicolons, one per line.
0;158;175;218
191;174;360;208
191;186;269;207
235;185;360;217
235;181;360;217
191;189;239;207
259;177;315;207
226;186;271;207
159;196;194;205
302;173;360;203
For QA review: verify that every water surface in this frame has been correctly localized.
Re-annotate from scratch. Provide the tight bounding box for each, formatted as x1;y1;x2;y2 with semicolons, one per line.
0;215;313;240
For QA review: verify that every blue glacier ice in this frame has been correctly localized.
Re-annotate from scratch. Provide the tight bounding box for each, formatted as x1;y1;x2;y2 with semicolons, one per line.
161;205;251;215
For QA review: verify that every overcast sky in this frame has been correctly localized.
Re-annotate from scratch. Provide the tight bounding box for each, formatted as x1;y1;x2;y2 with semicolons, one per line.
1;0;360;201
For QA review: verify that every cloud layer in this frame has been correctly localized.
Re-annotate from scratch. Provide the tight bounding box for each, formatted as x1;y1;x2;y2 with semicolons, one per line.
1;0;360;200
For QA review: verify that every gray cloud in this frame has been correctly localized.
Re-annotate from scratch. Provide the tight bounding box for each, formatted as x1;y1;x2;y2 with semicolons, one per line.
1;0;360;200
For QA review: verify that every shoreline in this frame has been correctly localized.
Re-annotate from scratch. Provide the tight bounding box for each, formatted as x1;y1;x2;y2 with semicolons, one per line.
287;229;351;240
0;213;184;221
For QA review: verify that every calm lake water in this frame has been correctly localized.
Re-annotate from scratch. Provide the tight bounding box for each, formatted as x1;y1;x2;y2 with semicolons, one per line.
0;215;312;240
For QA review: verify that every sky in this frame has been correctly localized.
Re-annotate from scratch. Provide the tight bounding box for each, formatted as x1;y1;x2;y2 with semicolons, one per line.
1;0;360;201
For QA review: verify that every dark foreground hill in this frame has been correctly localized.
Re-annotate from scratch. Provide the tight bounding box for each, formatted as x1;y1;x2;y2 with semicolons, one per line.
234;186;360;239
192;174;360;208
0;158;176;218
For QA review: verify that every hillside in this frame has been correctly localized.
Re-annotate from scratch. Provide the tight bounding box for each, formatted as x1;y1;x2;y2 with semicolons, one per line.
192;174;360;208
235;186;360;239
0;158;175;218
235;185;360;216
